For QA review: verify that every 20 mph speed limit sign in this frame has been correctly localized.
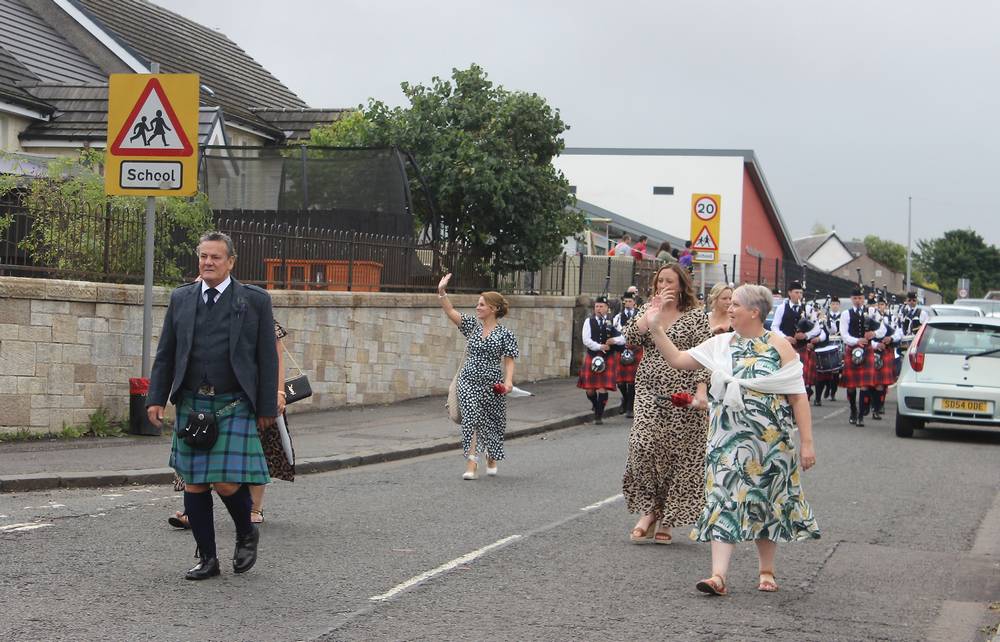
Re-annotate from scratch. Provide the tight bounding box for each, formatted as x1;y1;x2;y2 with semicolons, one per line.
690;194;721;264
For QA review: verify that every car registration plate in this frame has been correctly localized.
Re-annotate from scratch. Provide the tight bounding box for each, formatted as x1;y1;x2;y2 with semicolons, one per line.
935;398;992;414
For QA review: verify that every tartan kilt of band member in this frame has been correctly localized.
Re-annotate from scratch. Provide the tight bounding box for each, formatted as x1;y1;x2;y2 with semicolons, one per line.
841;347;876;389
797;346;817;386
169;391;271;485
871;348;897;387
577;352;620;391
616;346;643;384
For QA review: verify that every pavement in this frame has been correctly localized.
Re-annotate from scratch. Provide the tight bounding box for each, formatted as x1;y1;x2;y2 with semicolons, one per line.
0;377;614;493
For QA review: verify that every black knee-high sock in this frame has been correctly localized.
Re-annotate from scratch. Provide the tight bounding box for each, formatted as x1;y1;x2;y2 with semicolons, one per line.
860;389;871;416
876;389;886;412
597;392;608;413
219;484;253;537
830;377;839;397
184;490;216;559
587;392;597;411
814;381;825;400
626;384;636;412
847;388;857;414
617;383;628;402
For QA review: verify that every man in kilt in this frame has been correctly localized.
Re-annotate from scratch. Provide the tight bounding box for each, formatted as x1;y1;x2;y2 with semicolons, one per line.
839;288;881;427
771;281;822;398
147;231;278;580
577;295;624;424
870;297;902;420
613;291;643;418
813;296;843;404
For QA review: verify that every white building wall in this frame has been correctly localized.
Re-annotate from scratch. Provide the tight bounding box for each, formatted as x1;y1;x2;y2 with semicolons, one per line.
808;238;855;272
0;112;32;153
554;152;747;287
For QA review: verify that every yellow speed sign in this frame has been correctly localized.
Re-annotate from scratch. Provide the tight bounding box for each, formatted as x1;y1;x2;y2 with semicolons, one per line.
690;193;721;264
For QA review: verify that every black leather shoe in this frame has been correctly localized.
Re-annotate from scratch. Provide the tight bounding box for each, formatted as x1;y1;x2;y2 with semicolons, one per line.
185;557;220;580
813;397;822;407
856;418;865;427
233;526;259;574
849;413;857;425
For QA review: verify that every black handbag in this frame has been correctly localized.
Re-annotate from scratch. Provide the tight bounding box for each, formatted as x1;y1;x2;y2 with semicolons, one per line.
282;345;312;404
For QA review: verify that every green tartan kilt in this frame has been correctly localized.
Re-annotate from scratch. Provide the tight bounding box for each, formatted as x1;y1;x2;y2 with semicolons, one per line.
169;391;270;485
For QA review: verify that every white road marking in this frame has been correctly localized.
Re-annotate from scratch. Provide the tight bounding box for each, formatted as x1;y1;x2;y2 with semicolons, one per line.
580;494;624;511
368;493;625;605
128;489;152;493
102;494;123;498
369;535;522;602
47;503;66;508
0;522;52;533
821;408;847;420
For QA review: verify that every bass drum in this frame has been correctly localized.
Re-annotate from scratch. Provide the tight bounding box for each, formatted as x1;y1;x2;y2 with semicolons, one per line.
814;345;843;373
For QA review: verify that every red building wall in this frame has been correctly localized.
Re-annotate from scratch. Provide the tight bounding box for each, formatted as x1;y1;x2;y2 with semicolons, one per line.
740;166;786;288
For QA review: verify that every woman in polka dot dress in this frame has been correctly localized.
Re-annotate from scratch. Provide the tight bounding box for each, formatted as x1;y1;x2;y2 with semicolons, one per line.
438;273;520;480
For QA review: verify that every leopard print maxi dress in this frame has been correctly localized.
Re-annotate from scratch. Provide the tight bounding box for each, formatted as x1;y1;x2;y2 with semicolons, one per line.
622;305;712;528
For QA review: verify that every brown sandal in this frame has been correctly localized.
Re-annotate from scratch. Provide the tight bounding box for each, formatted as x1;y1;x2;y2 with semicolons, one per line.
696;574;728;596
758;570;778;592
653;525;672;545
629;521;655;543
250;509;264;525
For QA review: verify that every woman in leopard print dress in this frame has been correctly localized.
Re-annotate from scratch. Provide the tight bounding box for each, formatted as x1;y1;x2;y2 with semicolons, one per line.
621;264;712;544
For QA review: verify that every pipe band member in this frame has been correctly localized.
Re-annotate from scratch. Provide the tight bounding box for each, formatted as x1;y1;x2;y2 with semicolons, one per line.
770;281;822;398
839;288;884;427
870;297;903;420
614;291;643;418
578;295;624;424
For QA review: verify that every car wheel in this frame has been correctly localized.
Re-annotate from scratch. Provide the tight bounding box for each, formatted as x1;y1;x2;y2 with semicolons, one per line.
895;412;921;438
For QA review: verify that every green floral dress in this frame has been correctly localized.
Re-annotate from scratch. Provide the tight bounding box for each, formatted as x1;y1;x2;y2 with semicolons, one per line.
691;332;821;543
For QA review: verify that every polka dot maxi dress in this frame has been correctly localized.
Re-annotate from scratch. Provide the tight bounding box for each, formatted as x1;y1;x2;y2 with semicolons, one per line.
456;313;520;460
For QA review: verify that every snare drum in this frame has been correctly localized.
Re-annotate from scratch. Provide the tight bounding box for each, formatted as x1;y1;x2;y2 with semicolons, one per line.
814;344;843;373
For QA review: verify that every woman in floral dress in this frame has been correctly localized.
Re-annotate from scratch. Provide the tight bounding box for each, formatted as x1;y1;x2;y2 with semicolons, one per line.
646;283;819;595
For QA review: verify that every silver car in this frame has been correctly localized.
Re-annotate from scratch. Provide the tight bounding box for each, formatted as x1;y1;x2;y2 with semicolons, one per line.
896;315;1000;437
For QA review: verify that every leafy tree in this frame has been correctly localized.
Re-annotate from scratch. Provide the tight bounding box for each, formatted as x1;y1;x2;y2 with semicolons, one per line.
307;64;584;274
0;149;211;284
863;234;907;273
915;229;1000;301
810;222;830;235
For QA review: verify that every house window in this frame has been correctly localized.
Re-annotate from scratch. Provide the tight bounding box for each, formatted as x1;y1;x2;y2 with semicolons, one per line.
875;269;882;277
652;186;674;195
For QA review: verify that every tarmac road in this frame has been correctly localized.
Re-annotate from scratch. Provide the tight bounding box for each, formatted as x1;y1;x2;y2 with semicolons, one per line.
1;401;998;642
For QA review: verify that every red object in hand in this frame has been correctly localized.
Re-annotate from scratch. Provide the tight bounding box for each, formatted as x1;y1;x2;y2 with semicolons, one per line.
492;383;507;395
129;377;149;395
670;392;693;407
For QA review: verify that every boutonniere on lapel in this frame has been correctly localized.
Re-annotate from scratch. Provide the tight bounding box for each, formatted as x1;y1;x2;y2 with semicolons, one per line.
234;296;248;317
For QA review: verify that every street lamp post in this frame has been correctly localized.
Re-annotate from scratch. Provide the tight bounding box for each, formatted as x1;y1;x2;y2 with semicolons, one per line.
905;195;912;293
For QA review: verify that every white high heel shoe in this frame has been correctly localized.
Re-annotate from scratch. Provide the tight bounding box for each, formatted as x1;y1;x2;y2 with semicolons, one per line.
486;460;498;476
462;456;478;480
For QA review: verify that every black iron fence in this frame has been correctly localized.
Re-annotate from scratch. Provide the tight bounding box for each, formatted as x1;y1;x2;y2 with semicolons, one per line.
0;198;890;298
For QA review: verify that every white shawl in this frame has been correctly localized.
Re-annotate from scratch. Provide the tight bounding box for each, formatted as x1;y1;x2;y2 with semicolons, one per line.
686;332;806;413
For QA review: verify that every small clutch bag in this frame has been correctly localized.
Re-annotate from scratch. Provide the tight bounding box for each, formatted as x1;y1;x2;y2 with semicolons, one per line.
282;344;313;404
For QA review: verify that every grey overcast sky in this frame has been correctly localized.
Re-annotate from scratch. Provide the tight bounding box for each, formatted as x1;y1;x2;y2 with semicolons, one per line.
158;0;1000;247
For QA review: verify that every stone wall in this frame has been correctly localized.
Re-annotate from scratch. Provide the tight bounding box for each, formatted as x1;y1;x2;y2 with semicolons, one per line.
0;277;575;433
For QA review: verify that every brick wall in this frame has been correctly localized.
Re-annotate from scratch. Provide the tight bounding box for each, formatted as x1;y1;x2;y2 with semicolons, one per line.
0;277;575;433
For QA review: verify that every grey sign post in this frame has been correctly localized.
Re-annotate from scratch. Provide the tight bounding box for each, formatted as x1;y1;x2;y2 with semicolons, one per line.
140;62;160;378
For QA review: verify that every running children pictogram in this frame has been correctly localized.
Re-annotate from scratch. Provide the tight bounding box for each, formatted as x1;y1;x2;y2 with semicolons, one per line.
110;77;193;156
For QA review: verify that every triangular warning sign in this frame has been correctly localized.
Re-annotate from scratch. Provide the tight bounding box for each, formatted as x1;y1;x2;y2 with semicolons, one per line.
692;225;718;251
110;78;193;156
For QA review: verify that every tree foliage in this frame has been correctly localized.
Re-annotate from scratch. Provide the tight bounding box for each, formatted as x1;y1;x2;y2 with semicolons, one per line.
915;229;1000;300
810;222;830;235
863;234;907;273
307;64;584;273
0;149;211;284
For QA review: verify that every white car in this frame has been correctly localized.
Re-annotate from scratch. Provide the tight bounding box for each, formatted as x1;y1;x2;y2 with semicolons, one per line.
929;304;984;317
895;315;1000;437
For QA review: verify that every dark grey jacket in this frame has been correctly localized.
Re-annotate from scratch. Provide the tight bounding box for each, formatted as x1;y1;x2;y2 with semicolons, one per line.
147;278;279;417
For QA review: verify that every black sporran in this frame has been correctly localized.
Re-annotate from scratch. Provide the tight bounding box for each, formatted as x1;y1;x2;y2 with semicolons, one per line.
180;410;219;450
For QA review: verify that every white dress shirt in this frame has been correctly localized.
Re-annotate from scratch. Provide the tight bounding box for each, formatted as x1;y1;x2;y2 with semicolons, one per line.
200;276;231;304
771;300;822;340
582;316;625;351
